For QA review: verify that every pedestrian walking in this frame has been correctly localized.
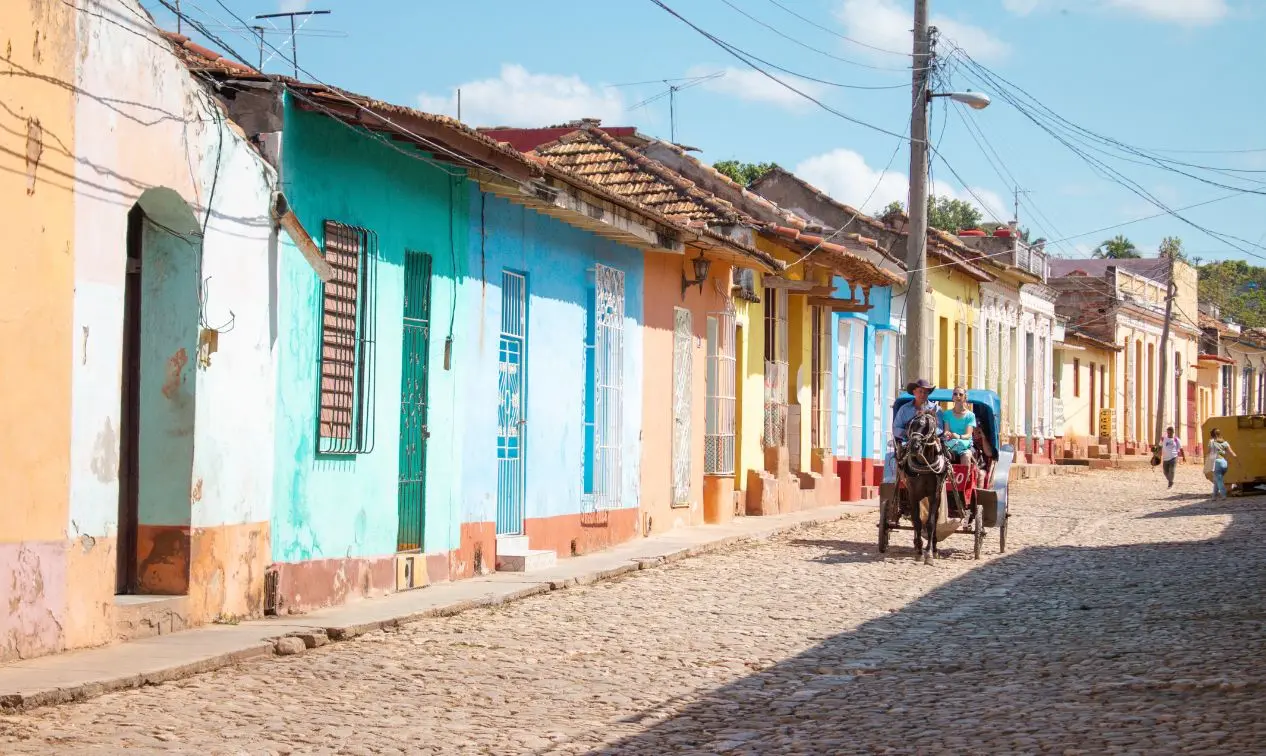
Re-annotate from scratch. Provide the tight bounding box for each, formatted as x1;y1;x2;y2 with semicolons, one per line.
1206;428;1237;500
1160;427;1185;489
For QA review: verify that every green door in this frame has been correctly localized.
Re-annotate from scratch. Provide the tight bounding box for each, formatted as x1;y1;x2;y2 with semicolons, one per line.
397;251;432;552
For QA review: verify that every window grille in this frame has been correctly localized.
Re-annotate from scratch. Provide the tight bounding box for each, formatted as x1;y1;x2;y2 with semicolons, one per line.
585;264;625;508
671;307;692;506
317;221;377;454
848;321;864;456
872;331;892;457
763;286;789;448
956;322;968;387
1222;365;1233;415
705;313;737;475
810;307;832;450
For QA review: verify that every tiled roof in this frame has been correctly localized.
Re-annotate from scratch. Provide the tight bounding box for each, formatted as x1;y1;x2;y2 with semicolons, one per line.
1049;257;1169;282
160;32;779;269
159;32;536;175
763;225;903;288
1064;329;1122;352
751;168;992;281
530;127;747;227
1199;312;1229;333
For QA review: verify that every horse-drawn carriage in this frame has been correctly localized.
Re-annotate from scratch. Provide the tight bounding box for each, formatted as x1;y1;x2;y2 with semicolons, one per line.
878;388;1014;561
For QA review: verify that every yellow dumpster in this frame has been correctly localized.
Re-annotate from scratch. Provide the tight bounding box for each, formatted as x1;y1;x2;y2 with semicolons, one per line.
1201;415;1266;489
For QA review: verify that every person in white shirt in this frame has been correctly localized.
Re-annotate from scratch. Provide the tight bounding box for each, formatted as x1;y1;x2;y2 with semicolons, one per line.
1161;426;1185;489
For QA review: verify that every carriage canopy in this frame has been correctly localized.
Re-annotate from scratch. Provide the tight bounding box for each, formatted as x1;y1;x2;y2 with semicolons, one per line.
893;388;1003;459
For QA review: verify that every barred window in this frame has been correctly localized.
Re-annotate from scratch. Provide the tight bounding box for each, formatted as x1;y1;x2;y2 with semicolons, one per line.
705;312;737;475
318;221;377;454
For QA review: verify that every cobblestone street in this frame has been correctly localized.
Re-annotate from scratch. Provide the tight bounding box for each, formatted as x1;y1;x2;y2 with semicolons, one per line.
2;464;1263;754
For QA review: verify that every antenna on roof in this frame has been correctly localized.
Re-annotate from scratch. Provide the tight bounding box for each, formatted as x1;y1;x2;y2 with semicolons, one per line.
254;9;331;78
615;72;724;145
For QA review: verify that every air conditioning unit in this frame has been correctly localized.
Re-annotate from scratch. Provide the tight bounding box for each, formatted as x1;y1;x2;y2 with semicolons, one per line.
732;267;760;303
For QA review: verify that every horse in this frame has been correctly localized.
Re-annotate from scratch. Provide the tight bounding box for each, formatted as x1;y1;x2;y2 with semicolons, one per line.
897;411;951;565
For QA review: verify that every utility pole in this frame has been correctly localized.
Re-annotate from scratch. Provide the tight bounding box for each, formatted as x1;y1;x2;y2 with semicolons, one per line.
1153;249;1177;448
902;0;932;384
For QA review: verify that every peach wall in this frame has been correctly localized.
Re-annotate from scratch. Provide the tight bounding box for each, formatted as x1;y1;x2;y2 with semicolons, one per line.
0;0;77;545
640;250;730;536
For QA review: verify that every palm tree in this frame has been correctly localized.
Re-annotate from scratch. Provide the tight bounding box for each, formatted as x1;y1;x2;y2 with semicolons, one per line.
1093;235;1141;259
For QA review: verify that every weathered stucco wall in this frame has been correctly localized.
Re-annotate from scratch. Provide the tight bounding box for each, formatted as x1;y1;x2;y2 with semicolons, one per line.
640;250;729;535
1;0;278;662
0;0;79;662
457;192;644;561
272;102;469;609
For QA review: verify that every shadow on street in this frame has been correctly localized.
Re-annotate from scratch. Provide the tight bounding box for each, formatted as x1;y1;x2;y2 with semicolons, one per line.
582;496;1266;754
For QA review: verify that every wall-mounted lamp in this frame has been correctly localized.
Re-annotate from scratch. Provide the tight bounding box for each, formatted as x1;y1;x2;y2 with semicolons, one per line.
682;255;712;297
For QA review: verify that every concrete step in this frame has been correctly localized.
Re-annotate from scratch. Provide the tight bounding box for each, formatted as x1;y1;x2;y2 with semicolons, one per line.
495;535;529;553
113;594;189;643
495;549;557;572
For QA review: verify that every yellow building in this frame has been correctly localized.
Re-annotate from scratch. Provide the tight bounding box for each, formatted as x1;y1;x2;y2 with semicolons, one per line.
1054;331;1120;444
1051;256;1202;454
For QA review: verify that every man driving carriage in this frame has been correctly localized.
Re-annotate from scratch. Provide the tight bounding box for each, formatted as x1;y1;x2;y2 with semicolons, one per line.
892;379;977;467
892;378;942;448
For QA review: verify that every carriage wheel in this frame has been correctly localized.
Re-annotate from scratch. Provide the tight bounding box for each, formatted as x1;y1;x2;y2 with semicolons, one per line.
972;501;984;560
878;495;892;553
998;501;1009;554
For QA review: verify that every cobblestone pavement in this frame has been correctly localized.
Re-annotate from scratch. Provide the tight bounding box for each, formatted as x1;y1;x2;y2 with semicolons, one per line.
3;464;1264;754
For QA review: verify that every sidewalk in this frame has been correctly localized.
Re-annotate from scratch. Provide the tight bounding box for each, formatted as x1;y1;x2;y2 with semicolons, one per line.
0;501;876;712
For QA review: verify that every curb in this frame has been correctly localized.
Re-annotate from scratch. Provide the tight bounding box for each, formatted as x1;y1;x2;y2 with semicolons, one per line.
321;509;858;641
0;507;866;712
0;643;273;713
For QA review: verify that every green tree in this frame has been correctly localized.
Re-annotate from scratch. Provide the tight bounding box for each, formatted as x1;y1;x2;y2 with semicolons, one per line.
881;200;905;218
1159;236;1190;264
713;160;778;186
880;196;983;233
1199;259;1266;328
1092;235;1141;259
927;196;982;232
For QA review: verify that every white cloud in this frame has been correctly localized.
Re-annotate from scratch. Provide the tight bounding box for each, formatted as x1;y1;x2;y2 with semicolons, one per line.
835;0;1010;62
278;0;310;12
686;66;825;109
1002;0;1229;24
416;64;626;127
794;147;1009;222
1108;0;1228;24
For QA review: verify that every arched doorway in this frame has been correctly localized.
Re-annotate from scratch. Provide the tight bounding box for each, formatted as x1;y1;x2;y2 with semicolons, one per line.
117;188;201;596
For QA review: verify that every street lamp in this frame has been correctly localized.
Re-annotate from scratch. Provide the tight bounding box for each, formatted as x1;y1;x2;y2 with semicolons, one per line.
930;91;992;110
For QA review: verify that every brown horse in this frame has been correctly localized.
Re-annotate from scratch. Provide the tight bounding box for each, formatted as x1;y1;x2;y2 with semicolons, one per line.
898;411;950;565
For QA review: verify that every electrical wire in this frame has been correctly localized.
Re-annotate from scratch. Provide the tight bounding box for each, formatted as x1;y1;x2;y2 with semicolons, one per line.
170;0;534;188
718;0;915;78
762;0;913;58
643;0;915;142
944;49;1266;263
948;46;1266;200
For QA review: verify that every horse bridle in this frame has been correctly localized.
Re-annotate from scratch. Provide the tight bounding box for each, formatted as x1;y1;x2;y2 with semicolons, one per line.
901;413;948;477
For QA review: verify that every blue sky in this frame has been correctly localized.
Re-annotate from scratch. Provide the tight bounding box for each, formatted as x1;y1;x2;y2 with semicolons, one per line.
149;0;1265;264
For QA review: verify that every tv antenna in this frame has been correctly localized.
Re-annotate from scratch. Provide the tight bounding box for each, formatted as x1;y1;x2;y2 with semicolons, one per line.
611;72;724;145
254;10;331;78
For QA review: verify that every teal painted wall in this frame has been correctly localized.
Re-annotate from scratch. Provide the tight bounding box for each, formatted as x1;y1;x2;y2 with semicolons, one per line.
137;216;198;528
272;100;469;563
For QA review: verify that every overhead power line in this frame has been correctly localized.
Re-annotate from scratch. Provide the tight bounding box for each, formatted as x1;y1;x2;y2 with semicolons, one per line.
944;44;1266;263
643;0;915;141
762;0;913;58
718;0;914;77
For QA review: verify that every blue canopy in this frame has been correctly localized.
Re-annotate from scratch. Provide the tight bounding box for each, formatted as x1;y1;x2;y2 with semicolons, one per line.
893;388;1002;457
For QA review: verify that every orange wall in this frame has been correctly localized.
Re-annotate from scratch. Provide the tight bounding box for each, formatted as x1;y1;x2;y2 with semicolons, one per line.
0;0;77;544
640;250;730;535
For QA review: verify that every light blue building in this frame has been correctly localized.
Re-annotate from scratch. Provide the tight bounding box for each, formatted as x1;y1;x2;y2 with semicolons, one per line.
831;281;900;498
